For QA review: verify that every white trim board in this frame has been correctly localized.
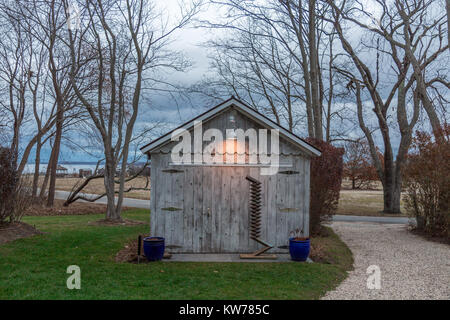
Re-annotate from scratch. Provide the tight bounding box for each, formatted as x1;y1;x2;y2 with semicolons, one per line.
169;162;294;168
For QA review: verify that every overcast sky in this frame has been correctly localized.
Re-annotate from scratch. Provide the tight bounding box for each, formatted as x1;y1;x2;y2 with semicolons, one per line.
26;1;219;164
22;0;444;165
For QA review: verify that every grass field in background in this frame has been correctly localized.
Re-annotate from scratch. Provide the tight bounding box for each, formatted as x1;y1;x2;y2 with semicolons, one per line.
42;176;150;200
337;190;407;217
51;177;407;217
0;209;352;300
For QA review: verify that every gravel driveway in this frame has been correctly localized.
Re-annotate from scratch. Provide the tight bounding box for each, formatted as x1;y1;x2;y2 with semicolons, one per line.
322;222;450;300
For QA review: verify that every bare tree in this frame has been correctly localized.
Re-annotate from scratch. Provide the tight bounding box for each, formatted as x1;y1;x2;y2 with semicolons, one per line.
0;4;59;188
326;0;447;213
447;0;450;45
0;9;32;160
63;159;151;206
395;0;449;138
66;0;201;221
327;0;448;137
196;23;305;131
3;0;84;206
197;0;349;140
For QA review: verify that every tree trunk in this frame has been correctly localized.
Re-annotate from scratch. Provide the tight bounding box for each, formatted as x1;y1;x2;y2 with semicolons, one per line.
104;156;121;221
288;0;314;138
446;0;450;50
32;138;42;198
382;174;402;214
398;9;443;140
39;146;54;199
326;34;334;142
308;0;323;140
46;97;63;207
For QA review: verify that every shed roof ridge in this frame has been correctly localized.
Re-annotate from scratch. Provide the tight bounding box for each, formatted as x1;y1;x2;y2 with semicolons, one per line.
140;96;321;156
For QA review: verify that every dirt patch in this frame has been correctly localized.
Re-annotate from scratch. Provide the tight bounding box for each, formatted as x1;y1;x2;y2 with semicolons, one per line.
88;218;145;226
115;236;173;263
24;199;130;216
115;237;146;263
309;226;352;266
0;222;43;244
309;227;330;263
309;242;327;263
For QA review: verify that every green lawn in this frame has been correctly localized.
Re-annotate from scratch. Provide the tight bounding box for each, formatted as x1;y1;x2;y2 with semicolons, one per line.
0;209;352;299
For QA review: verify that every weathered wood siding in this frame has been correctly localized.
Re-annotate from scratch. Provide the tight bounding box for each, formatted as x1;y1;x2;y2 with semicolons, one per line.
150;153;310;253
149;106;311;253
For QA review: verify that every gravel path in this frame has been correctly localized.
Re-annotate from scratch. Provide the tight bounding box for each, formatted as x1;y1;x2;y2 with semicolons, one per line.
322;222;450;300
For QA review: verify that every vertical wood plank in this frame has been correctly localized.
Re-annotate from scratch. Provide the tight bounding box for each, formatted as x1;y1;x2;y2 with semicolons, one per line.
161;156;173;247
229;168;240;252
170;164;184;251
155;155;166;238
192;166;203;252
295;156;304;236
183;165;194;252
304;157;311;237
286;157;301;238
275;170;286;249
220;167;232;252
202;166;213;251
150;154;158;236
237;167;248;252
211;166;222;252
266;173;277;250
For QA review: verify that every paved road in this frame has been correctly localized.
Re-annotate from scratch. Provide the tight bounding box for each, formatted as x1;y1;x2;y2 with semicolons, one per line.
54;190;413;224
54;190;149;209
332;214;414;225
322;221;450;300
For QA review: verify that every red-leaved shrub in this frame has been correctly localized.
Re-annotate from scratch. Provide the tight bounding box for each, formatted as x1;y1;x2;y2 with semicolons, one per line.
344;140;379;189
306;138;344;235
403;126;449;239
0;147;31;224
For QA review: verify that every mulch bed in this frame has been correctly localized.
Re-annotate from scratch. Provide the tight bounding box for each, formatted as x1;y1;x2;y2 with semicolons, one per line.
116;235;173;264
24;199;130;216
309;227;335;264
115;236;148;263
0;222;43;244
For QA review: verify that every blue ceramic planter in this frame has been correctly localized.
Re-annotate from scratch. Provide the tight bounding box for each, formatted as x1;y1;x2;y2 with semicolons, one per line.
289;238;310;261
143;237;165;261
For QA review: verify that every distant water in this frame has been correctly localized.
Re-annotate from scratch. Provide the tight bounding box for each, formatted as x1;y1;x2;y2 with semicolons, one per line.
23;163;100;174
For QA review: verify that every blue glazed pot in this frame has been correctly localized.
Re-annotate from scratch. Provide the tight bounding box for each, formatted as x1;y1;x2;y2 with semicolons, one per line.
143;237;165;261
289;237;310;261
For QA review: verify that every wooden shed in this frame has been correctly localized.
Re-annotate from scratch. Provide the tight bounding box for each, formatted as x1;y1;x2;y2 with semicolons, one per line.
140;97;321;254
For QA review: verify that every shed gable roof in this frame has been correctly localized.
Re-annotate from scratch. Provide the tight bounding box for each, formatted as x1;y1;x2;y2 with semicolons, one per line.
140;97;321;157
